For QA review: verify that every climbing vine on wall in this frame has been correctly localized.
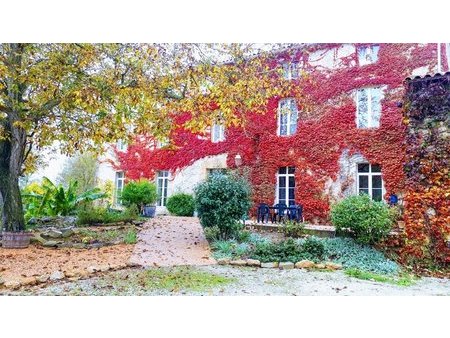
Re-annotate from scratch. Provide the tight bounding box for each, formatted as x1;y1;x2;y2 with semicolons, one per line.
116;43;438;223
402;75;450;265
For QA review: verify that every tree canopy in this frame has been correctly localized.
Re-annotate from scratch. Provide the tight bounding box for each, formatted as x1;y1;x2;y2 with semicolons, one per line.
0;43;294;231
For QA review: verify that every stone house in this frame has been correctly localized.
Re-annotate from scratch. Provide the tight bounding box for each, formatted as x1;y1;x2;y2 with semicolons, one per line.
97;43;449;222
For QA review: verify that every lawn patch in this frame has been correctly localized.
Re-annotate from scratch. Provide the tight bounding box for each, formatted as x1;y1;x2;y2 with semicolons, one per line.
345;268;417;287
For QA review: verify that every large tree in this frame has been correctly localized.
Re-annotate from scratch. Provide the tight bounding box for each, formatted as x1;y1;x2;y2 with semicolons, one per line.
0;43;292;232
57;152;99;194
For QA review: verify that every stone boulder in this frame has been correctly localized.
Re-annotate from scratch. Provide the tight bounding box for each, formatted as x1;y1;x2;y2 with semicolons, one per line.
295;260;315;269
49;270;65;281
261;262;279;268
246;259;261;267
229;259;247;267
325;262;342;270
217;258;231;265
43;240;59;247
42;229;63;239
279;262;294;270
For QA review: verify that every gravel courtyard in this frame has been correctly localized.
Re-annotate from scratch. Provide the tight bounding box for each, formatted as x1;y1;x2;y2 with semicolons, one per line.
3;265;449;296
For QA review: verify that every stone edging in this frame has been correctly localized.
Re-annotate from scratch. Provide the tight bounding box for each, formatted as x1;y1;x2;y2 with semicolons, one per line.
217;258;342;270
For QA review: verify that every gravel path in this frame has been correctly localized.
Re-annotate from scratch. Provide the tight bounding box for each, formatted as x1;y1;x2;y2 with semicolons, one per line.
4;265;449;296
130;216;216;267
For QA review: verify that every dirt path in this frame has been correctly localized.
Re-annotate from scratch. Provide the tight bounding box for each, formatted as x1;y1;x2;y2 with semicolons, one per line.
0;244;133;284
130;216;216;267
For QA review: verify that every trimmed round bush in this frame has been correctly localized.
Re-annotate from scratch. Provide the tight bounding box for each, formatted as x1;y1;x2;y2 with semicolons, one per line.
330;194;393;245
121;179;157;210
166;193;195;216
194;174;251;240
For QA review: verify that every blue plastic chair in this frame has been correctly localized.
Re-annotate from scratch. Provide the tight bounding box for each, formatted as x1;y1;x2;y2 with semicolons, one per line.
257;203;270;223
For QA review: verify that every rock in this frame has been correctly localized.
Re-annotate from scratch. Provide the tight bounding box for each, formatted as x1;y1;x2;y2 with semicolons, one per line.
64;270;76;278
42;229;63;239
21;277;37;286
49;270;65;281
315;263;326;269
295;260;316;269
72;243;86;249
77;270;90;279
30;234;46;245
90;243;104;249
261;262;279;268
43;240;58;247
126;261;140;268
61;228;74;238
99;265;110;272
36;275;49;283
229;259;247;266
279;262;294;270
325;262;342;270
28;218;38;225
86;266;99;274
217;258;231;265
246;259;261;267
5;280;21;290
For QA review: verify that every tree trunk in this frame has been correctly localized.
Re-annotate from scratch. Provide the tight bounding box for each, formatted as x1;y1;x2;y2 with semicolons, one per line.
0;43;27;232
0;121;26;232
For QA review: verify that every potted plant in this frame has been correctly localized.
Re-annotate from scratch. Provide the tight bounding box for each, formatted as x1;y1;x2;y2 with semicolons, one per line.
120;179;158;218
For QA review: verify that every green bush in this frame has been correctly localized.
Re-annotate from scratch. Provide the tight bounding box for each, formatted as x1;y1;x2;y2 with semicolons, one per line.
322;237;399;274
211;240;251;259
301;236;325;261
203;226;221;242
76;205;139;225
250;238;305;263
194;174;251;240
330;194;393;244
166;193;195;216
121;180;157;210
280;220;305;238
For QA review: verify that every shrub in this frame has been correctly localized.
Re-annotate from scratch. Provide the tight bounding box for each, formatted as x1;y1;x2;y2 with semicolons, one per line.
250;238;306;263
322;237;399;274
280;220;305;238
330;194;393;244
211;240;250;259
203;226;221;242
166;193;195;216
124;229;138;244
76;205;139;225
194;174;251;240
121;180;157;211
301;236;325;261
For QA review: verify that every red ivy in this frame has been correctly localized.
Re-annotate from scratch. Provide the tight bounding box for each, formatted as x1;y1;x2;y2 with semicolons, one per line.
116;43;438;223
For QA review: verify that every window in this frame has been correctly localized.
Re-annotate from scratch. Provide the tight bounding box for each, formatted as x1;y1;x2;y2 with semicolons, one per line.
357;163;384;201
116;139;127;152
282;62;299;80
211;123;225;143
276;166;295;206
357;45;380;65
114;171;125;205
278;98;298;136
356;87;382;128
207;168;227;178
156;170;169;206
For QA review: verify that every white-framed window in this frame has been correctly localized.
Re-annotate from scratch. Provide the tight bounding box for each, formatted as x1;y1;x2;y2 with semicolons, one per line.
156;170;169;206
278;98;298;136
357;163;384;202
357;45;380;65
211;123;225;143
116;139;127;152
276;166;296;206
114;171;125;205
282;62;299;80
356;87;382;128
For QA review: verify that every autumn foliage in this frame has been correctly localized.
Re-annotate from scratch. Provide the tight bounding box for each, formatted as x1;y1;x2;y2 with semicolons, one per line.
116;44;442;225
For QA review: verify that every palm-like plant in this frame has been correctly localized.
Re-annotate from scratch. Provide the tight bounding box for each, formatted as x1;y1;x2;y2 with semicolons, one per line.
22;177;107;218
